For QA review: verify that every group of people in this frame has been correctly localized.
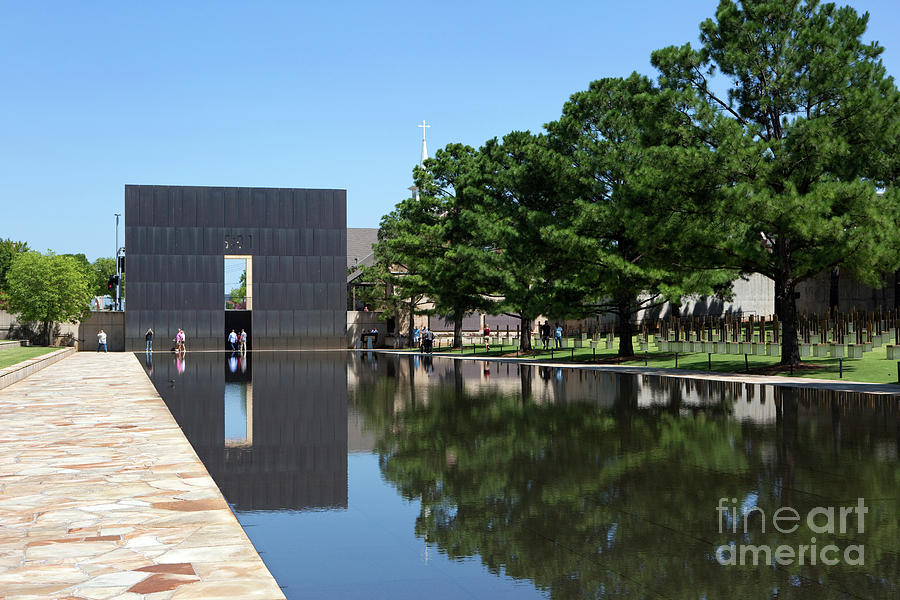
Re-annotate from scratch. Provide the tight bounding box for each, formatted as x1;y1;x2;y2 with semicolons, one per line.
99;327;249;355
227;329;249;354
413;326;436;353
539;321;564;349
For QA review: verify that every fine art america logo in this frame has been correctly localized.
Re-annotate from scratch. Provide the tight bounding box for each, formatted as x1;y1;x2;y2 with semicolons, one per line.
715;497;867;566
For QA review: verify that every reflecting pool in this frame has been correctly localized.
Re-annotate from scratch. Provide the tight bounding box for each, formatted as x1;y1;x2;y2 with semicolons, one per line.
142;351;899;599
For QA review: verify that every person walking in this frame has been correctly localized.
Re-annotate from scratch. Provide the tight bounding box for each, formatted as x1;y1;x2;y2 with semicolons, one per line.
97;329;107;353
483;323;491;352
540;321;551;350
554;323;563;348
145;328;153;352
239;329;248;354
228;329;238;351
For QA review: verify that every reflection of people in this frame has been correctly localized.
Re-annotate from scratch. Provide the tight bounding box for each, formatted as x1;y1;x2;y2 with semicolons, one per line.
144;351;153;375
97;329;107;353
175;353;186;374
228;355;238;373
145;328;153;352
239;329;247;354
228;329;238;351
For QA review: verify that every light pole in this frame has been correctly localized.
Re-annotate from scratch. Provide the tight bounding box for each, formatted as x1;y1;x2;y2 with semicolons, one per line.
115;213;121;310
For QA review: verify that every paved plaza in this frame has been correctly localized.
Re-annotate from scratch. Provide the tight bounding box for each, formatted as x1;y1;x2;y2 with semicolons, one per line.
0;353;284;599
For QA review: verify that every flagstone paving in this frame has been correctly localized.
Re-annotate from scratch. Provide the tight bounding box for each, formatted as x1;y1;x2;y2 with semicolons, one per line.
0;353;285;600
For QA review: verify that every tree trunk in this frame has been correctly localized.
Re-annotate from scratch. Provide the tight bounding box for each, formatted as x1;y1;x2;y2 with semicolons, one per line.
519;316;533;351
779;279;801;365
43;320;52;347
519;364;532;402
407;298;415;348
894;269;900;310
829;267;840;312
452;313;463;349
773;271;784;321
617;301;635;357
775;237;800;365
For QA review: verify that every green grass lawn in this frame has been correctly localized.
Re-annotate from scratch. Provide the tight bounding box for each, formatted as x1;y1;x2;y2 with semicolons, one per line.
0;346;59;370
418;337;900;384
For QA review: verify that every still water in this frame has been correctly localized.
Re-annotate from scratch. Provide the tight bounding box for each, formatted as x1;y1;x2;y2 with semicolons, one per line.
142;351;899;599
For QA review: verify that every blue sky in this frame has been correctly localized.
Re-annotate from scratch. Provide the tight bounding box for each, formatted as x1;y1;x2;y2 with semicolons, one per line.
1;0;897;260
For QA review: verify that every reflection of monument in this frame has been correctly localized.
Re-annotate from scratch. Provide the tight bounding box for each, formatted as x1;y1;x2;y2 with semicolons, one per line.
151;352;349;511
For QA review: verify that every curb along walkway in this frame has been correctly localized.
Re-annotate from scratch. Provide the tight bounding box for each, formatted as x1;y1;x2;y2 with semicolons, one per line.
376;349;900;396
0;353;285;599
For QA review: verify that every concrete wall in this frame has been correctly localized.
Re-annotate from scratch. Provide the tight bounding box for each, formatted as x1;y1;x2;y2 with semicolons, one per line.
78;312;126;352
346;311;388;348
797;270;896;315
0;310;79;346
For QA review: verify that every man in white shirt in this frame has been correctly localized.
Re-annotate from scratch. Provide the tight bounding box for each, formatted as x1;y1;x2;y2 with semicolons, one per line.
228;329;238;351
97;329;107;353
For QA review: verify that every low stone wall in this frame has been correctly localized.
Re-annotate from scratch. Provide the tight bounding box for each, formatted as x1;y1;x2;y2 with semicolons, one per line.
0;347;75;391
0;340;23;350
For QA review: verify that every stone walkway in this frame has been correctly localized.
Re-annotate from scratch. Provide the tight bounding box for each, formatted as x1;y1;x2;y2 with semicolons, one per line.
0;353;285;600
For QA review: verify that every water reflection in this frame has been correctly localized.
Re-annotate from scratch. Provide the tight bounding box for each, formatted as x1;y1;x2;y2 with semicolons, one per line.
348;356;899;599
147;353;898;599
149;352;348;511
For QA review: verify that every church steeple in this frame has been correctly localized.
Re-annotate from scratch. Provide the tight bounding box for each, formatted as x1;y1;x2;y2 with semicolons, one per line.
410;120;431;200
418;119;430;166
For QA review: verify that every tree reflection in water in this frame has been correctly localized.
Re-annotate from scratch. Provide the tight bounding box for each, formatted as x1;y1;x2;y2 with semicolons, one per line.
349;356;899;599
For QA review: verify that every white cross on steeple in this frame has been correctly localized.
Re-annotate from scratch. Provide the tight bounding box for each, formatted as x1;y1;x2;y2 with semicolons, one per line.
417;120;430;167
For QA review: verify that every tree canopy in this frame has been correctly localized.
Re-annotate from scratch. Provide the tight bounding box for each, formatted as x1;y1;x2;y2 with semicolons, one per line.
650;0;900;363
369;0;900;362
363;144;501;347
0;238;30;309
5;251;92;345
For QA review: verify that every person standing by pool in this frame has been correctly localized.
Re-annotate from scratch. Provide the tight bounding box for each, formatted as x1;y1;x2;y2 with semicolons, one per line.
240;329;248;354
554;323;563;348
228;329;238;351
97;329;107;353
483;323;491;352
145;328;153;352
413;326;420;348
